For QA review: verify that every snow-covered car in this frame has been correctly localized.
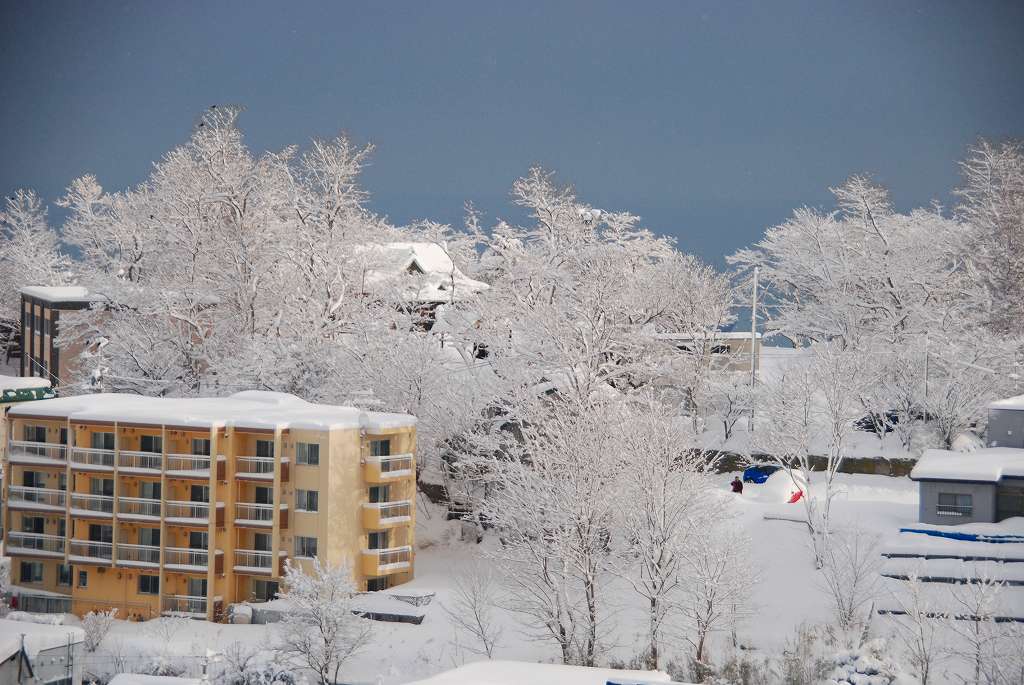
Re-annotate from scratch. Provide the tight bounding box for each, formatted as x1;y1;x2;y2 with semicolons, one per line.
742;463;781;484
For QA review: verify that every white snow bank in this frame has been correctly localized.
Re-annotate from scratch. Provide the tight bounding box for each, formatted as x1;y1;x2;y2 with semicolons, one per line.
108;676;201;685
406;660;681;685
910;447;1024;483
8;390;416;432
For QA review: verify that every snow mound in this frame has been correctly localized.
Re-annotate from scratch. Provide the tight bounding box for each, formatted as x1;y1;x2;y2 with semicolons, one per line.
744;469;806;504
950;430;984;453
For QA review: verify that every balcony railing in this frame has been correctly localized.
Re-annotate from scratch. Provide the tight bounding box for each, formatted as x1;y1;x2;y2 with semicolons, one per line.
236;456;289;481
69;539;113;561
234;549;272;569
7;440;66;463
70;447;115;470
116;543;160;566
6;486;66;509
166;453;211;474
117;450;163;472
165;500;210;521
362;545;413;575
71;493;114;515
162;594;207;616
118;497;161;518
362;500;413;528
364;453;414;481
235;502;274;522
936;504;973;517
165;547;209;569
6;532;65;556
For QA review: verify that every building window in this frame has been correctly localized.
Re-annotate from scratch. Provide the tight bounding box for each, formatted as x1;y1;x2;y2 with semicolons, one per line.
138;574;160;595
90;478;114;497
21;516;45;534
191;438;211;456
368;531;389;550
191;484;210;503
254;486;273;505
140;481;161;500
367;576;390;592
78;570;88;588
369;485;390;504
295;536;318;558
20;561;43;583
252;579;279;602
138;528;160;547
256;440;274;458
189;531;209;549
296;442;319;465
22;471;46;487
58;564;72;587
90;432;115;450
295;489;319;512
58;519;66;537
370;439;391;457
23;425;47;442
60;428;68;445
140;435;163;453
711;344;732;354
937;493;973;517
58;473;67;491
253;533;272;551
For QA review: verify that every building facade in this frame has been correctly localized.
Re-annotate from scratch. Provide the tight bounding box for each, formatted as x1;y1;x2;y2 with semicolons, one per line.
1;391;416;621
911;447;1024;526
19;287;94;388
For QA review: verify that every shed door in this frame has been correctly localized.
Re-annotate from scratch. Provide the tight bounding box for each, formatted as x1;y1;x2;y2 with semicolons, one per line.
996;485;1024;522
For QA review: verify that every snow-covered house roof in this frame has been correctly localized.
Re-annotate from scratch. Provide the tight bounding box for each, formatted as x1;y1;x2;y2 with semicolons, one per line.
990;394;1024;411
19;286;94;305
0;375;55;403
654;331;762;342
910;447;1024;483
0;618;84;662
8;390;416;432
407;660;679;685
108;676;201;685
355;242;488;303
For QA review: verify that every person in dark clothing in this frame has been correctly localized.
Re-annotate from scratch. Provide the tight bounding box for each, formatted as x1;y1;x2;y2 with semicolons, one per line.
731;476;743;494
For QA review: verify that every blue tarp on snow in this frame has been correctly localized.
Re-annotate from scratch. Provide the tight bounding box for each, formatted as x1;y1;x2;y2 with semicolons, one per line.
899;527;1024;544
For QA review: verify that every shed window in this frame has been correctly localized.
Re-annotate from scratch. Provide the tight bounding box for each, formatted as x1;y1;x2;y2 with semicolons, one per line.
937;493;973;517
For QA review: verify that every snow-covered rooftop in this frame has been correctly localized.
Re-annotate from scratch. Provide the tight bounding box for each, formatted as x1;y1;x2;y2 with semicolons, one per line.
0;618;84;661
0;375;51;391
990;394;1024;411
19;285;93;303
356;242;488;303
108;676;201;685
910;447;1024;483
8;390;416;432
655;331;762;341
407;661;679;685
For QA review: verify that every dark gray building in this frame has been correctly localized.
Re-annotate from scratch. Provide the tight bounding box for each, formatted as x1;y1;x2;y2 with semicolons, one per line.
988;394;1024;449
910;446;1024;525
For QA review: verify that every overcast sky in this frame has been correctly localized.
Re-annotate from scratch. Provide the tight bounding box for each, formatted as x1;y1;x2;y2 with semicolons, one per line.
2;1;1022;265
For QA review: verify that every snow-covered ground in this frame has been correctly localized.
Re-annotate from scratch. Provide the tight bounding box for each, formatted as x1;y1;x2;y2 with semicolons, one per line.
54;472;921;683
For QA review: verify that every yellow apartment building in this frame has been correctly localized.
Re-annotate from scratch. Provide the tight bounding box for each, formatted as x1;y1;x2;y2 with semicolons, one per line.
1;391;417;621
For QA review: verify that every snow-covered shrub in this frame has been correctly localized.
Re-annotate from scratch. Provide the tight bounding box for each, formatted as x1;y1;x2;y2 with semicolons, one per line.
780;623;832;685
824;638;908;685
82;608;117;652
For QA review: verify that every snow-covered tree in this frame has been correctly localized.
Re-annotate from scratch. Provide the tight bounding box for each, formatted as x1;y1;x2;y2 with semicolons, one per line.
82;608;118;653
276;558;372;685
817;525;883;646
888;572;947;685
955;138;1024;337
442;561;504;659
945;568;1006;685
0;189;71;356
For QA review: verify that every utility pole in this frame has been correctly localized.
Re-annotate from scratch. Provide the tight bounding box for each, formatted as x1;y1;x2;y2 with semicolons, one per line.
923;332;929;405
749;266;759;431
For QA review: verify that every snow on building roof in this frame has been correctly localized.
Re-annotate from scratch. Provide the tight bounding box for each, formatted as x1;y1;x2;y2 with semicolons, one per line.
407;661;680;685
8;390;416;432
654;331;762;341
0;618;84;661
19;286;94;304
910;447;1024;483
0;376;55;403
990;394;1024;411
355;242;488;303
0;375;51;391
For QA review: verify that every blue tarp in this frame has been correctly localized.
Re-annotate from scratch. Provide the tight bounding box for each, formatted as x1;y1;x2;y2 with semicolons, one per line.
899;527;1024;544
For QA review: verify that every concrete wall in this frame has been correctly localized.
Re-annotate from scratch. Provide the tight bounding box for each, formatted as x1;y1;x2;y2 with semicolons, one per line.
988;408;1024;449
918;480;997;525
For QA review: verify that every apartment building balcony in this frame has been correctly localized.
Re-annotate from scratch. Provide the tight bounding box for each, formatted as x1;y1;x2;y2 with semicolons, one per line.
166;547;222;573
5;532;65;558
363;453;415;482
69;446;115;471
361;545;413;576
7;440;66;467
234;502;288;529
70;493;114;518
116;543;161;567
6;485;66;512
161;594;221;618
165;453;223;479
233;549;287;576
235;456;290;482
117;450;163;474
69;539;113;564
165;500;224;526
117;496;162;521
361;500;413;529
